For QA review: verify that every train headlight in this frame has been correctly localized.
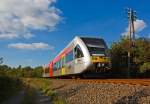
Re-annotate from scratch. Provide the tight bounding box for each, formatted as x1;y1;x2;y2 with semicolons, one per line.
97;63;101;67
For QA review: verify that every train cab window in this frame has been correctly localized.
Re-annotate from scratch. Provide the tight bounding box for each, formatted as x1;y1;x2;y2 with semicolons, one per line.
88;47;105;55
74;45;84;59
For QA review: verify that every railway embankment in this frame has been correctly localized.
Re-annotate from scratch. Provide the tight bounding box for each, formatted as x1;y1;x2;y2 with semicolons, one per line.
50;79;150;104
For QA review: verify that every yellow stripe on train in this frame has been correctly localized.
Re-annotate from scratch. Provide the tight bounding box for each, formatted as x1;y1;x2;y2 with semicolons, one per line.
62;68;65;75
91;56;110;63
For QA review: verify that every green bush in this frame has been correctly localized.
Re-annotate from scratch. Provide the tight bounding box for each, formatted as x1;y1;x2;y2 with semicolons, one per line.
140;62;150;73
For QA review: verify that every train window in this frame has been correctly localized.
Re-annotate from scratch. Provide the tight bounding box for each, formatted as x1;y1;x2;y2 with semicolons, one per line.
66;50;73;63
74;45;84;58
58;60;61;69
60;59;62;68
56;62;59;69
62;57;65;67
53;63;57;71
55;61;60;70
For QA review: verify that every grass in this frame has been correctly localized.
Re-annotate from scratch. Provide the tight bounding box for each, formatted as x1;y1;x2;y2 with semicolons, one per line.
0;77;66;104
22;87;36;104
22;78;66;104
0;76;23;103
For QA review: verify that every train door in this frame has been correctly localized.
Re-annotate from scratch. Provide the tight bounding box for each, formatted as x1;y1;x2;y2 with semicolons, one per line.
74;45;84;73
49;62;53;77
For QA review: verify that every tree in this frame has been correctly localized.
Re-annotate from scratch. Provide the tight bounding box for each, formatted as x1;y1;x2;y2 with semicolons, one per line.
140;62;150;73
134;38;150;64
109;38;129;74
22;66;33;77
109;37;150;77
33;66;43;77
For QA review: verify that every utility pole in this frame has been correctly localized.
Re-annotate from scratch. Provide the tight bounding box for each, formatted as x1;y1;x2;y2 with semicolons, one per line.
126;8;137;78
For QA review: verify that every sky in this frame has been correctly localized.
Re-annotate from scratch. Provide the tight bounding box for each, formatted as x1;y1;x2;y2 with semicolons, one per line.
0;0;150;67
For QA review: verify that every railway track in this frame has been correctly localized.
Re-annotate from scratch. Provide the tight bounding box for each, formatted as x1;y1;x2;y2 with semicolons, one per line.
61;79;150;86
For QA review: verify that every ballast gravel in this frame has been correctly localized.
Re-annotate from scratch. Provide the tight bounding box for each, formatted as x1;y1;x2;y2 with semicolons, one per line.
51;79;150;104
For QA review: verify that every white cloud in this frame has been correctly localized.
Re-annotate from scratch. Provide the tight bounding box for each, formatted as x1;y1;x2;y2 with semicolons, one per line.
122;19;147;36
134;19;146;32
0;0;61;39
0;33;19;39
8;42;54;50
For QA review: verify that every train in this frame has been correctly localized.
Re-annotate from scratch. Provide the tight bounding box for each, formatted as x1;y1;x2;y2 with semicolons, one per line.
43;36;111;78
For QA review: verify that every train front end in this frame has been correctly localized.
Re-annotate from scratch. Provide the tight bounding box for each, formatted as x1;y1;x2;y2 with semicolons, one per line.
81;37;111;72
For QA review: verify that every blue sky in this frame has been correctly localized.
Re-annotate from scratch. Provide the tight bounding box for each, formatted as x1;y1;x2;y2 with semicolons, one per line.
0;0;149;67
